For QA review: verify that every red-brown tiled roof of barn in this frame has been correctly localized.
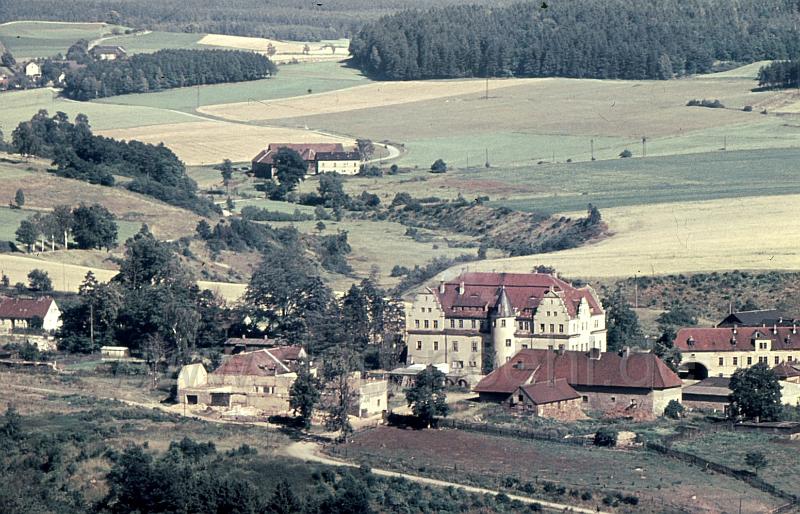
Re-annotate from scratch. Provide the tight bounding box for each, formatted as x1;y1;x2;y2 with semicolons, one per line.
519;379;580;405
213;346;304;376
474;349;681;394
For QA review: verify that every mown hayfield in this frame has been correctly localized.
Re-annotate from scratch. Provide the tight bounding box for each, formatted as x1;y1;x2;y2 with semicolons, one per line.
198;77;548;122
0;88;196;132
0;156;206;240
197;34;349;63
0;21;119;59
97;120;354;165
450;193;800;280
94;61;370;112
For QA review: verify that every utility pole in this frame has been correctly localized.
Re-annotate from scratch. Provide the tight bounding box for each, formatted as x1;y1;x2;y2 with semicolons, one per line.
723;135;727;151
642;136;647;157
196;84;200;109
485;148;489;168
485;76;489;100
590;138;595;161
89;302;94;349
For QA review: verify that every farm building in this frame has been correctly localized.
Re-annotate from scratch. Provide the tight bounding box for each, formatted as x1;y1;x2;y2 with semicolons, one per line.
23;61;40;78
100;346;131;360
90;45;127;60
474;348;682;419
512;379;586;421
405;272;606;386
315;151;362;175
223;336;283;355
250;143;344;178
177;346;307;415
0;296;62;333
675;324;800;379
717;309;795;328
683;368;800;413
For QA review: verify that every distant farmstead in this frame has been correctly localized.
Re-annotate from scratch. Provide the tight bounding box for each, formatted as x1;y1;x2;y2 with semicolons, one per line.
0;296;62;333
251;143;355;178
315;151;362;175
23;61;41;78
90;45;127;60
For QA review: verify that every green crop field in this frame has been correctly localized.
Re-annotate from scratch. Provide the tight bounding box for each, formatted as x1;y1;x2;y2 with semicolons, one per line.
0;88;197;132
94;61;370;112
97;30;205;54
0;21;121;59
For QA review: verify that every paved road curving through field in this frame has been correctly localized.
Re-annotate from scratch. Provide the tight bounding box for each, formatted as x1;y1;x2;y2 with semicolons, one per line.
283;441;608;514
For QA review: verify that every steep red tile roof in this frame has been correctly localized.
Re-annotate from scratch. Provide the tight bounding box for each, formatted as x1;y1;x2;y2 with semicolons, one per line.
675;326;800;352
213;346;304;376
434;272;602;318
0;296;55;320
251;143;344;165
519;379;580;405
474;349;681;394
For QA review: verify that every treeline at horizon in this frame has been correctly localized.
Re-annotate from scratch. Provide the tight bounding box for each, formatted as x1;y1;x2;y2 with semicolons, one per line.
349;0;800;81
758;60;800;89
0;0;513;41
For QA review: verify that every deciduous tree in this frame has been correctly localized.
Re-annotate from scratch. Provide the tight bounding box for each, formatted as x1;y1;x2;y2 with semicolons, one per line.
406;365;449;428
730;363;782;421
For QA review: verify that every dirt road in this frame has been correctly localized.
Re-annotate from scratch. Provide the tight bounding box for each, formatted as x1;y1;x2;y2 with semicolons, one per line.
283;440;608;514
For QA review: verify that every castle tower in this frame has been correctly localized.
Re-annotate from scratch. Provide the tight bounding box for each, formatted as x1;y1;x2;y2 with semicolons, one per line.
491;286;517;369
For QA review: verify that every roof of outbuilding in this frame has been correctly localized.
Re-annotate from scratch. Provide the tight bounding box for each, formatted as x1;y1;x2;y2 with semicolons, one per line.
0;296;56;320
213;346;305;376
682;376;732;398
718;310;793;327
474;349;681;394
519;379;580;405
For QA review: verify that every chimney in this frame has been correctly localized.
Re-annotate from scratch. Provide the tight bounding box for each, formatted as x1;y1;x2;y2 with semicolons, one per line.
793;323;797;335
439;281;445;294
589;347;601;360
733;324;737;335
773;324;778;335
622;346;631;358
459;281;465;295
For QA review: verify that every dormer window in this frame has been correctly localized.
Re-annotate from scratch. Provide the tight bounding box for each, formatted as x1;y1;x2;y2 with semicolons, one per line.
686;336;695;346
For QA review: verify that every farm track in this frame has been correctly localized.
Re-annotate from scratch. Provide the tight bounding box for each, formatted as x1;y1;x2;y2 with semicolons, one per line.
283;440;609;514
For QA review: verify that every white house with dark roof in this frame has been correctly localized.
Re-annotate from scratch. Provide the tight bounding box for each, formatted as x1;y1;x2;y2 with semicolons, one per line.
0;296;61;333
405;272;606;385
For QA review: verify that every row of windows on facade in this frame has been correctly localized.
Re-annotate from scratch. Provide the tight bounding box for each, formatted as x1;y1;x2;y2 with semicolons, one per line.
415;340;481;352
414;318;572;334
716;355;795;367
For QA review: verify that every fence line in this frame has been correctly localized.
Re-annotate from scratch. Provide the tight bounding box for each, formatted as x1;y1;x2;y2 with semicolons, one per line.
436;418;590;446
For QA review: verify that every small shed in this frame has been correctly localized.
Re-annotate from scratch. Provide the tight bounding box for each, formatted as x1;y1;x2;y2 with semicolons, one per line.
514;379;586;420
100;346;130;360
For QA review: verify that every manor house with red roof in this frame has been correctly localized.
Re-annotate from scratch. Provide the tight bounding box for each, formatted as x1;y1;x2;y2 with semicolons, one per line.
405;272;606;385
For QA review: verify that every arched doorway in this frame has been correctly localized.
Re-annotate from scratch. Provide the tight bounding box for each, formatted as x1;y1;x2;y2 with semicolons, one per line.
680;362;709;380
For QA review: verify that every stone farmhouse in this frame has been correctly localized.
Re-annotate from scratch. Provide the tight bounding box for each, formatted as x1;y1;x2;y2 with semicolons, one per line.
177;346;307;415
315;151;362;175
474;348;682;419
675;324;800;379
0;296;62;334
405;272;606;386
251;143;345;178
90;45;127;60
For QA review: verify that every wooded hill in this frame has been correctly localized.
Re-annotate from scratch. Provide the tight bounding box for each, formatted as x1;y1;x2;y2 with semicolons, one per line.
0;0;511;41
349;0;800;80
63;49;275;100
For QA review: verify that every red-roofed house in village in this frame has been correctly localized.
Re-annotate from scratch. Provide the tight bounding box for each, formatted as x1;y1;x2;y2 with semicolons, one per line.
674;323;800;379
0;296;62;334
474;348;682;419
177;346;308;415
250;143;346;178
405;272;606;386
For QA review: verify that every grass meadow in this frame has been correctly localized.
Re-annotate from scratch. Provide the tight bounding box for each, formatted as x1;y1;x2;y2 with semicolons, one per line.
96;30;205;54
0;21;119;59
94;61;370;112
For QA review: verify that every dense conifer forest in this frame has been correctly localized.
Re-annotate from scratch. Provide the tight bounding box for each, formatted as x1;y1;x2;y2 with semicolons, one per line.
10;111;220;216
63;49;275;100
758;60;800;89
0;0;509;40
349;0;800;80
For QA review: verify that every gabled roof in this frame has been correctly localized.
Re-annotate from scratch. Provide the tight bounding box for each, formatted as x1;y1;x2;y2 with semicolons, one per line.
519;379;580;405
682;376;731;398
474;349;681;394
434;272;603;319
251;143;344;165
675;326;800;352
718;310;793;327
213;346;305;376
0;296;56;320
773;362;800;380
223;337;280;347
